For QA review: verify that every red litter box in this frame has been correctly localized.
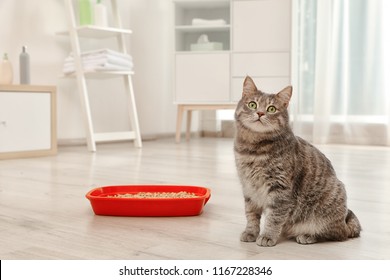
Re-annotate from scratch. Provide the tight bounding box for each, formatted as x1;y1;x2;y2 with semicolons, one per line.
86;185;211;217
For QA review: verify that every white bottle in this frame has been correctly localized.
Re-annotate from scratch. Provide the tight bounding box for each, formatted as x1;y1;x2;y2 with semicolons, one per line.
0;53;13;84
94;0;108;27
19;46;30;84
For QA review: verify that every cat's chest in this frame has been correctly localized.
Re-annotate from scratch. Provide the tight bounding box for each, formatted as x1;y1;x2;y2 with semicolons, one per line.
235;153;269;182
243;182;269;209
235;153;270;208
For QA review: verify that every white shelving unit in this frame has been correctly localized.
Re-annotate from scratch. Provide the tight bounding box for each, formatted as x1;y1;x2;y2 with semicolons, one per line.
174;0;231;52
174;0;234;142
60;0;142;152
173;0;291;142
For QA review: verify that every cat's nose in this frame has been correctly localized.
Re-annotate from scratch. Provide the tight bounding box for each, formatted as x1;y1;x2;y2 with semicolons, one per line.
257;112;265;118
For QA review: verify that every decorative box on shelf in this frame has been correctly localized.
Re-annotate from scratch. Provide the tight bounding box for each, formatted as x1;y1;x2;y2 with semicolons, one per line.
0;85;57;159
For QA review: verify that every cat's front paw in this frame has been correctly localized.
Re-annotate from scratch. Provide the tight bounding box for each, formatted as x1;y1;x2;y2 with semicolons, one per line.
240;230;259;242
256;235;277;247
296;234;317;245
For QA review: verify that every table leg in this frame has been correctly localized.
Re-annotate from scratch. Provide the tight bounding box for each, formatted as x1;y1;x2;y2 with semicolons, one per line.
175;105;185;143
186;109;192;141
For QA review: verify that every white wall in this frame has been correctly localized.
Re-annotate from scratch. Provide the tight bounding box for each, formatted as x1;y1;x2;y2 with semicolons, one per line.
127;0;178;138
0;0;178;143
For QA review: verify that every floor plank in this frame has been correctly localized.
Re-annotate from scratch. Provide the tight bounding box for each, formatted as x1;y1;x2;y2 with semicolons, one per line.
0;137;389;259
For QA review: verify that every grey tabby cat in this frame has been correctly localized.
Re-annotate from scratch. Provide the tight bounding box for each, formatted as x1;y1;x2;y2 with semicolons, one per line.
234;76;361;246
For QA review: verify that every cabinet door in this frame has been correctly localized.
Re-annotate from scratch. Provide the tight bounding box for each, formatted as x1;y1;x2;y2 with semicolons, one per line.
0;92;51;153
232;77;291;102
175;53;230;103
232;52;290;77
233;0;291;52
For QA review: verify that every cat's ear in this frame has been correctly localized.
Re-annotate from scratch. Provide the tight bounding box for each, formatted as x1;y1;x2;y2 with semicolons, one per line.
243;76;257;96
276;86;293;108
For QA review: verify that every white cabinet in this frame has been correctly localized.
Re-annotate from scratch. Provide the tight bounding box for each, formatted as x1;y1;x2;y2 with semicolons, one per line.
231;77;291;101
173;0;291;141
174;0;231;105
231;52;291;100
175;53;230;103
231;0;291;101
232;0;291;52
0;85;57;159
232;52;290;77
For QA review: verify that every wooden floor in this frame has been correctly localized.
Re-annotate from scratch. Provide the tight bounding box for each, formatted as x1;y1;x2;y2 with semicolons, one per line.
0;137;389;260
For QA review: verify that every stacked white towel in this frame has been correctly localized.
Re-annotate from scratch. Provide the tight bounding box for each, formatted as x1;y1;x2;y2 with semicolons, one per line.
63;49;134;74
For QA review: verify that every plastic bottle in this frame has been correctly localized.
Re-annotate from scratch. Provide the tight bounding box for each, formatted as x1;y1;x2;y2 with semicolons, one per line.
19;46;30;84
94;0;108;27
79;0;93;25
0;53;13;84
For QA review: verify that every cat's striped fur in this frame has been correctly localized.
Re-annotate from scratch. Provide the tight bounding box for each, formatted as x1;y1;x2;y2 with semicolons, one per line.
234;76;361;246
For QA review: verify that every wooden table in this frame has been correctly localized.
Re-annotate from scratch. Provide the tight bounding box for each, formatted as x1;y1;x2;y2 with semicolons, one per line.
175;104;236;143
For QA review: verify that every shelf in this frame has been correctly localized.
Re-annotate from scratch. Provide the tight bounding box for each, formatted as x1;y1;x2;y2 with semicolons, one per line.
61;70;134;79
57;25;132;38
174;0;230;9
175;50;229;55
175;24;230;33
61;0;142;152
175;27;230;51
94;131;136;142
174;0;230;52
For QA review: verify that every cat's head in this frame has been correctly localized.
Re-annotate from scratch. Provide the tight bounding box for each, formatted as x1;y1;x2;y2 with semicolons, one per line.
235;76;292;135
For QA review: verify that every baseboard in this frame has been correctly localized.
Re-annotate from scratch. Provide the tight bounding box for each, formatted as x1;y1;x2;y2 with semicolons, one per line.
57;132;204;147
57;138;87;147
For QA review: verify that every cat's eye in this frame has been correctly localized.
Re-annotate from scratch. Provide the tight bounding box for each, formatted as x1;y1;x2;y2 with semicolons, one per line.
267;105;277;113
247;101;257;110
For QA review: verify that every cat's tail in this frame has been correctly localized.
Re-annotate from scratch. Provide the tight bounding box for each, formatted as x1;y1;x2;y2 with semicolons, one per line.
346;209;362;238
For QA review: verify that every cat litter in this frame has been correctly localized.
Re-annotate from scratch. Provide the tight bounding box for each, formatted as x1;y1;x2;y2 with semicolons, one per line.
107;191;197;199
